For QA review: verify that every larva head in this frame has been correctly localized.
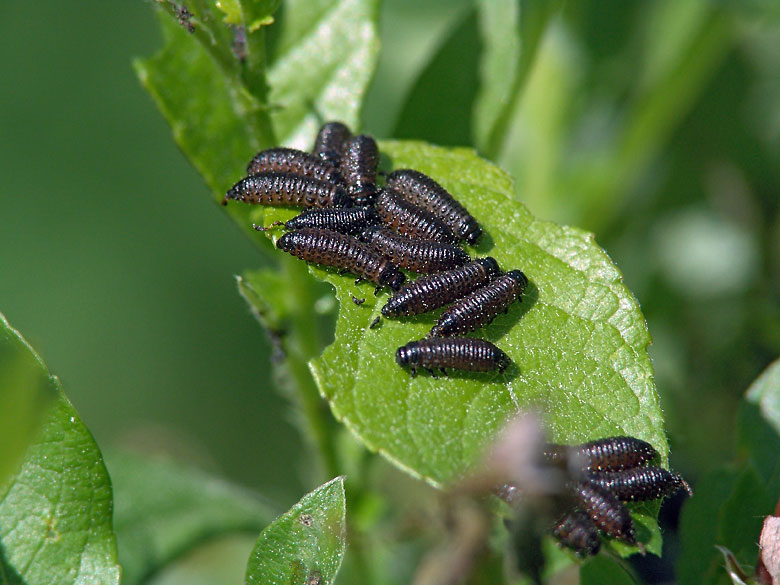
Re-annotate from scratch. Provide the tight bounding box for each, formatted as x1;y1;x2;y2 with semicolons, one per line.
506;270;528;293
378;262;406;291
496;347;511;373
477;257;501;279
275;231;295;252
331;186;352;209
395;342;417;367
462;222;483;245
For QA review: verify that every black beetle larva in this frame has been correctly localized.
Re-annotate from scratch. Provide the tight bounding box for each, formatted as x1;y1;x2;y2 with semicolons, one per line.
552;509;601;557
395;337;510;376
572;481;635;545
313;121;351;168
222;172;350;208
362;226;471;274
543;436;658;473
381;257;501;318
586;467;692;502
341;134;379;206
246;148;342;185
374;188;458;244
258;207;380;237
429;270;527;337
386;169;482;244
276;228;405;292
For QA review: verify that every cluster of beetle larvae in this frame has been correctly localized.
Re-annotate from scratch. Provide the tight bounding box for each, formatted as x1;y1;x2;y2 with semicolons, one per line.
221;122;692;555
500;435;692;556
223;121;526;376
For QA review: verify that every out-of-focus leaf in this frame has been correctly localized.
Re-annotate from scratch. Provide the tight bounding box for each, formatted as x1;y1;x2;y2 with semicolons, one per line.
678;468;739;585
494;3;732;230
0;392;120;584
267;0;380;147
362;0;472;137
253;141;671;555
580;555;638;584
216;0;243;25
107;451;274;585
245;476;346;585
393;9;481;146
474;0;561;156
679;359;780;585
718;467;775;568
0;312;57;484
745;357;780;438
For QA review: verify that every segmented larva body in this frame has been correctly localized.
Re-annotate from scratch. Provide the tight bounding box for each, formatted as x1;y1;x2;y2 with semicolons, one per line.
386;169;482;244
429;270;527;337
276;228;405;291
374;188;458;244
341;135;379;206
362;226;471;274
313;121;351;168
246;148;342;185
552;509;601;557
395;337;510;376
586;467;692;502
382;257;501;318
572;481;635;545
282;207;380;237
223;172;350;208
544;436;658;472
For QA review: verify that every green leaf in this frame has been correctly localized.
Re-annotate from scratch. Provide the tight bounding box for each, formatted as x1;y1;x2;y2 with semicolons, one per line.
0;312;58;484
745;356;780;438
678;360;780;585
135;10;274;202
107;451;274;585
0;389;120;584
473;0;560;156
678;468;739;585
267;0;380;146
392;9;480;146
245;476;346;585
216;0;243;25
580;555;638;585
285;140;667;554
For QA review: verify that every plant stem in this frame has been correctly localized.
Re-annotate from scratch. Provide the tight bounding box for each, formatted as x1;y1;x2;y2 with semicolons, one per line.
282;256;341;482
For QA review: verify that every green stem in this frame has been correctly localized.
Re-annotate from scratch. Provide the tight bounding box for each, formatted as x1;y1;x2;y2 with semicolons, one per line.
282;257;341;481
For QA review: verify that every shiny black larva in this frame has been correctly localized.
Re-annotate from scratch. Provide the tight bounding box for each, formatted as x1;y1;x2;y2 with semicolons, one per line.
395;337;510;376
313;121;351;168
341;134;379;206
276;228;405;292
362;226;471;274
271;207;380;237
381;257;501;318
552;509;601;557
246;148;342;185
223;172;350;208
429;270;527;337
374;188;458;244
572;481;636;545
386;168;482;244
543;436;658;473
586;467;693;502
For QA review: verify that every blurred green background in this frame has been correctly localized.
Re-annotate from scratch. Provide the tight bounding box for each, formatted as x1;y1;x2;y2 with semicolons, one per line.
0;1;302;504
1;0;779;546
